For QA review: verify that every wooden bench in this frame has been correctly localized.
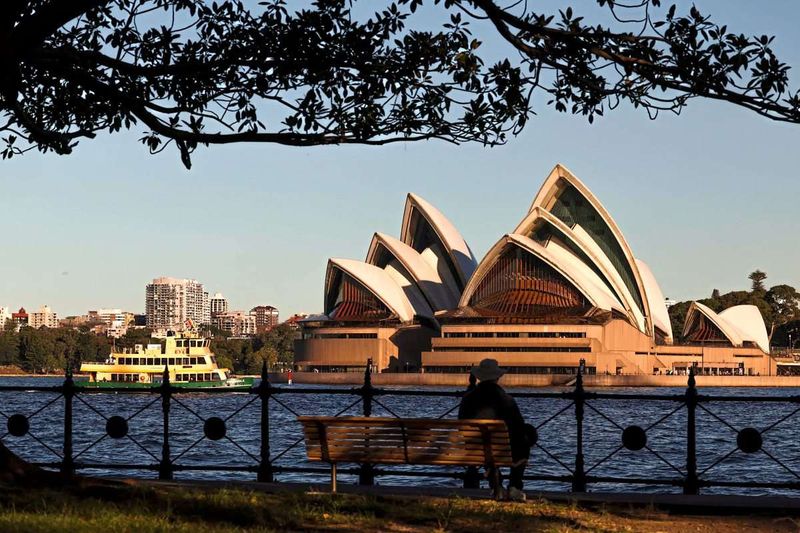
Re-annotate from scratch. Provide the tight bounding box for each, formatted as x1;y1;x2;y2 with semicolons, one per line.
298;416;513;492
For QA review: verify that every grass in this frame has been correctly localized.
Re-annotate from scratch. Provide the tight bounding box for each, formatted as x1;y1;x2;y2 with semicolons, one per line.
0;481;795;532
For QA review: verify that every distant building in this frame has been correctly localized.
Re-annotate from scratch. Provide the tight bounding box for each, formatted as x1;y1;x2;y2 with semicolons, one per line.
251;305;279;332
664;298;677;309
212;311;257;337
0;307;11;328
283;313;308;330
88;308;134;328
210;293;228;317
145;277;210;330
28;305;58;329
11;308;28;329
60;315;91;328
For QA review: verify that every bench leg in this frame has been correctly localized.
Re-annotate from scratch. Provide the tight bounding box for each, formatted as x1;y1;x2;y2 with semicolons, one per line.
330;462;337;493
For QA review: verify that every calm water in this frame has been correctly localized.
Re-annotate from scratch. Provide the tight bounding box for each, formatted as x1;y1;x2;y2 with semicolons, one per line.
1;377;799;495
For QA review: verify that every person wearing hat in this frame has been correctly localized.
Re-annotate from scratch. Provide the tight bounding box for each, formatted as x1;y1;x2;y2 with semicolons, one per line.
458;358;532;501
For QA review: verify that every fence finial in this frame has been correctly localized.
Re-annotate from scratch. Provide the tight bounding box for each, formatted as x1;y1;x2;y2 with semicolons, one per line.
688;366;696;389
261;360;269;385
364;357;373;388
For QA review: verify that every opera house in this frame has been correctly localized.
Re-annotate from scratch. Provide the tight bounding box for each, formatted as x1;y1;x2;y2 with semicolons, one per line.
295;165;774;376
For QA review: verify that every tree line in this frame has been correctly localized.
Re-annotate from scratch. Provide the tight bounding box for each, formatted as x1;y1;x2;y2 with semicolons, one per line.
0;321;297;375
668;270;800;347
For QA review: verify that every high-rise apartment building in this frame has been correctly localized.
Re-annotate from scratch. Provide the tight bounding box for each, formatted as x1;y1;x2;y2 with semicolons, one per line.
28;305;58;329
251;305;279;332
145;277;210;330
210;293;228;317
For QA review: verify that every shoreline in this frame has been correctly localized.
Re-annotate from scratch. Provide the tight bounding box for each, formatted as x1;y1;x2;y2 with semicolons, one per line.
269;372;800;388
4;371;800;388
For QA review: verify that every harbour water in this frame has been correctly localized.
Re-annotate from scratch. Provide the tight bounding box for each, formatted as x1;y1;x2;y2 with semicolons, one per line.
1;377;798;496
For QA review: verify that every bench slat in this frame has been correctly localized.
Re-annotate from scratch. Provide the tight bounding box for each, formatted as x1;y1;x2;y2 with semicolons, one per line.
299;416;515;468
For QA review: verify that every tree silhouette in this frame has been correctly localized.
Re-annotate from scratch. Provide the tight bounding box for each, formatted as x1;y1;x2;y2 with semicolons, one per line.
2;1;799;167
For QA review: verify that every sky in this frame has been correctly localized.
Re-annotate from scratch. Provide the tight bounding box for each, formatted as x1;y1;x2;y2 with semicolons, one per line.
2;1;800;318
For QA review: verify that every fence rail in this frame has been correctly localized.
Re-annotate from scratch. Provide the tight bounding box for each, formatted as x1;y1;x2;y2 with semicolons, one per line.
1;359;799;495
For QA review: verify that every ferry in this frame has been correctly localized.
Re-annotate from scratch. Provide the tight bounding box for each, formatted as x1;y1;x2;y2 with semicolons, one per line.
79;331;255;390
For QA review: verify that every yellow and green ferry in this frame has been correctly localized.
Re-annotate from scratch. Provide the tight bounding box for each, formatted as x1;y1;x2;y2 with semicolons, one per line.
79;332;254;390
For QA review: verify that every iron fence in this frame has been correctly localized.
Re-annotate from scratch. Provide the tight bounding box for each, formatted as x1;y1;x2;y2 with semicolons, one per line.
1;360;799;495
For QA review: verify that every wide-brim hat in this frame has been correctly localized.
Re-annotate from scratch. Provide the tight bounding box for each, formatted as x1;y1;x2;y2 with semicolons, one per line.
470;358;506;382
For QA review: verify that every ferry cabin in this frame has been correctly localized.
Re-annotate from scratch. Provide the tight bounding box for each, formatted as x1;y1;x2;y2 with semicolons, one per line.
82;335;230;385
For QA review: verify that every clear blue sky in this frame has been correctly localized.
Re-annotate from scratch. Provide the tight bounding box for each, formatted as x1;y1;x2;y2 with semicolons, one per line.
2;1;800;318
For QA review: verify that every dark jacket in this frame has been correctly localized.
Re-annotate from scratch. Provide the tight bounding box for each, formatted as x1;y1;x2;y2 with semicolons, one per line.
458;380;529;459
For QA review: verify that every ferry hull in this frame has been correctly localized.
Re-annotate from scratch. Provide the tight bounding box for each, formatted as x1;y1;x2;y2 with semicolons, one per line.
79;377;255;391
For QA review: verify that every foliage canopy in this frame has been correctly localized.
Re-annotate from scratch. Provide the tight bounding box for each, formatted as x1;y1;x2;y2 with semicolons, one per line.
2;1;799;167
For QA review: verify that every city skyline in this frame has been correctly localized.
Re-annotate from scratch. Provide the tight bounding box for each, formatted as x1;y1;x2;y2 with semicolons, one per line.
1;1;799;319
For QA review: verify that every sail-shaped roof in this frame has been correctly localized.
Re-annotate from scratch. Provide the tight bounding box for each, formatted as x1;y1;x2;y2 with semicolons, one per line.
719;305;770;353
366;232;458;311
525;164;653;333
516;206;647;333
400;193;477;293
324;259;420;322
635;259;673;343
460;234;628;316
682;302;746;348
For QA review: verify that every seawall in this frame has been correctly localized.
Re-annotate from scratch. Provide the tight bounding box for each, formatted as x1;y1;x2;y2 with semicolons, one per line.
275;372;800;388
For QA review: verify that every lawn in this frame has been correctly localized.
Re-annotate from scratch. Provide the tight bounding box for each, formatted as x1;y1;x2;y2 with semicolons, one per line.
0;481;794;532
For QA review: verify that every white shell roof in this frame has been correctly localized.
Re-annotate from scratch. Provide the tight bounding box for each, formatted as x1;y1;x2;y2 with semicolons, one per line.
326;258;419;322
524;163;653;334
460;234;628;316
635;259;674;343
683;302;744;347
401;193;477;287
366;232;459;310
515;206;647;333
719;305;770;354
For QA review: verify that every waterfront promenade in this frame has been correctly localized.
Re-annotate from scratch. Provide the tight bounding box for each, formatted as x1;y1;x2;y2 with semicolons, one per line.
278;371;800;388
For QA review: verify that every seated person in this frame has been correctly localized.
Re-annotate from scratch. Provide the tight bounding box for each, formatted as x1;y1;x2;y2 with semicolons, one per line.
458;358;532;501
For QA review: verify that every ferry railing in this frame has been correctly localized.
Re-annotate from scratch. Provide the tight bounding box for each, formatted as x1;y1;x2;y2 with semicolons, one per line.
0;360;799;495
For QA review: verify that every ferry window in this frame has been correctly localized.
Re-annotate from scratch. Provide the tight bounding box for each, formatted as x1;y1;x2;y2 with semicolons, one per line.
190;358;197;365
183;358;190;365
168;358;175;365
111;374;117;381
205;373;211;381
132;374;139;382
189;374;195;382
147;358;154;365
211;356;217;364
158;358;165;366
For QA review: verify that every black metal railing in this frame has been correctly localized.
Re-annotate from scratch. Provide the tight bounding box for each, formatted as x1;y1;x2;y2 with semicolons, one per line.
1;358;799;495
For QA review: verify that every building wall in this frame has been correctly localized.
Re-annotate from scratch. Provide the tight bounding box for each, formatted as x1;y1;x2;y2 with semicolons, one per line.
420;318;774;376
294;324;435;372
28;306;58;329
251;306;279;332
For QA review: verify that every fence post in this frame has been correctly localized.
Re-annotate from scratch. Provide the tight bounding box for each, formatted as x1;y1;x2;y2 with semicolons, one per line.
572;369;586;492
61;365;75;478
463;371;481;489
684;369;699;495
158;365;173;480
359;358;375;485
257;361;274;482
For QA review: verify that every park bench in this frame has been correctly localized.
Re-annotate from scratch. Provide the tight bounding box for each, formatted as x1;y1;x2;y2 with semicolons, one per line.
298;416;513;492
